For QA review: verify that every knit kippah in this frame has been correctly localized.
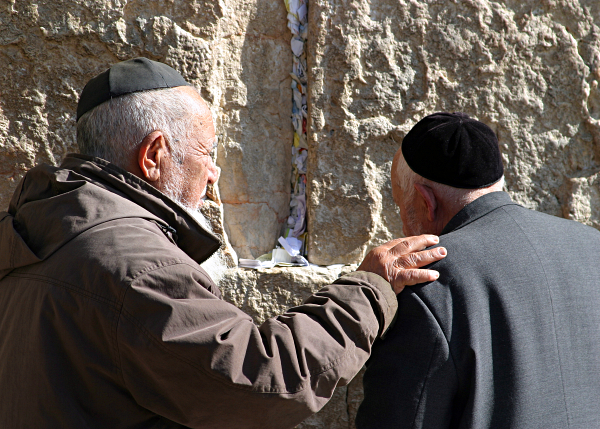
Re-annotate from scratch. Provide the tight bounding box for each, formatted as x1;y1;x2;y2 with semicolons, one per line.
77;57;190;121
401;112;504;189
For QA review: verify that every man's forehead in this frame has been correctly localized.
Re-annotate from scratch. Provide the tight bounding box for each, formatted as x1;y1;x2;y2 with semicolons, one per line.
193;95;215;125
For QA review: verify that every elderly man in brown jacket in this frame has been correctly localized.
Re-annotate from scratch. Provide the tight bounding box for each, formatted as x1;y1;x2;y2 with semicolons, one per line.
0;58;446;429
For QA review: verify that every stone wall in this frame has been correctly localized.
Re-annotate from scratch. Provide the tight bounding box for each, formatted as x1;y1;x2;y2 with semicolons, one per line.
307;0;600;264
0;0;291;260
3;0;600;428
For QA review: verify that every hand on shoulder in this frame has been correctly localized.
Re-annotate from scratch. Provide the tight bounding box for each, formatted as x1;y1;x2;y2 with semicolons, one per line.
357;235;446;294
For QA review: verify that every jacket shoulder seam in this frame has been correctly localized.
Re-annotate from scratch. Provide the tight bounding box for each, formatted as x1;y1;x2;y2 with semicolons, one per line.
412;291;459;384
128;258;205;284
407;292;458;428
412;333;446;429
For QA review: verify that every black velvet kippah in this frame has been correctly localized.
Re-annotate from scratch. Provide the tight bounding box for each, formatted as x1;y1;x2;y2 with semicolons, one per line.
401;112;504;189
77;57;190;121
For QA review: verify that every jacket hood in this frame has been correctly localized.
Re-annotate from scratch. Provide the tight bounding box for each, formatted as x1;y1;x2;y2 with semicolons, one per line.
0;154;220;279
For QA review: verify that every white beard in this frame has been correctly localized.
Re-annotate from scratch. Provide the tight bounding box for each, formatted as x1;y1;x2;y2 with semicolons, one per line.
184;205;229;286
162;174;229;286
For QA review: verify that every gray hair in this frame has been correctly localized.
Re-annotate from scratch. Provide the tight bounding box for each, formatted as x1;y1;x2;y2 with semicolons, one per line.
395;148;505;207
76;87;203;169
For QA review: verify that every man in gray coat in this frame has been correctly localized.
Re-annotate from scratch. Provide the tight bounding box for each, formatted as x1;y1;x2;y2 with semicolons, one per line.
0;58;446;428
356;112;600;428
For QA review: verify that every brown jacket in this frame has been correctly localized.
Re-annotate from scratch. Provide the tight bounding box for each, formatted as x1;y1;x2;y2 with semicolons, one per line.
0;154;397;429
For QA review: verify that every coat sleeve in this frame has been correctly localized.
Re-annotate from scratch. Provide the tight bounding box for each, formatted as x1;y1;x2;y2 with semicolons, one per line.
115;264;398;429
356;288;459;429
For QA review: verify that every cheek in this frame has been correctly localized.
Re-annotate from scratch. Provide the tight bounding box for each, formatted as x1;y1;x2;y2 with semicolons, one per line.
178;162;209;206
391;185;402;208
185;159;209;184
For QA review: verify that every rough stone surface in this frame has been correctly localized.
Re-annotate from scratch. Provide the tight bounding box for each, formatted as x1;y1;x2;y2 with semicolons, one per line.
563;172;600;229
307;0;600;265
0;0;292;259
214;1;293;259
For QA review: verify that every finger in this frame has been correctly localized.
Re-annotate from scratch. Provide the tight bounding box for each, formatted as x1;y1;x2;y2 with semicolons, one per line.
372;237;407;251
395;247;447;269
390;268;440;293
388;234;440;255
374;234;438;251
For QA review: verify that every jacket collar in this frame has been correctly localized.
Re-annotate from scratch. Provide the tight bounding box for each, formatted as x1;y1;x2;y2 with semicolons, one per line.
60;154;221;263
1;154;220;275
441;191;517;235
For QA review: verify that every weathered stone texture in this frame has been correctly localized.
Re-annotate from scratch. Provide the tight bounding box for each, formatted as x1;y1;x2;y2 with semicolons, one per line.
563;172;600;229
307;0;600;265
214;0;293;259
219;265;355;324
0;0;292;259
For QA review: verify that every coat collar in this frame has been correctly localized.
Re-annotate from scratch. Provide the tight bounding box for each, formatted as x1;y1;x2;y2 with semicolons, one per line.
60;154;221;263
441;191;518;235
2;153;220;272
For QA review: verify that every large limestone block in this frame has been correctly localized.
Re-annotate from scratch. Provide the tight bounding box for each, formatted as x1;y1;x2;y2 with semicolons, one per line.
307;0;600;265
0;0;292;260
213;0;293;259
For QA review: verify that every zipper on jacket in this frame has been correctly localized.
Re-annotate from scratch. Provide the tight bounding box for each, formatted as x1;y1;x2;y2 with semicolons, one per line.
151;220;179;245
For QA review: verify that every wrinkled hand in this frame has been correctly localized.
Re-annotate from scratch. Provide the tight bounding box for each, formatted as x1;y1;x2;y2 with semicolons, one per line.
357;235;447;294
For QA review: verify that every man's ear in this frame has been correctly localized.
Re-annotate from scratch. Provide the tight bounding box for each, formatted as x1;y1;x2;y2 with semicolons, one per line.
414;183;437;222
138;131;167;182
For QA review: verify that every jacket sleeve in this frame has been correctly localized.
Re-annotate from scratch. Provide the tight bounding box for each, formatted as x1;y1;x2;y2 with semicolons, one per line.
356;287;459;429
115;264;397;429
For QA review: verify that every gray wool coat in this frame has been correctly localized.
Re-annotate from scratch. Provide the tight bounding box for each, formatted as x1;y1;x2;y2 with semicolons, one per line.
357;191;600;429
